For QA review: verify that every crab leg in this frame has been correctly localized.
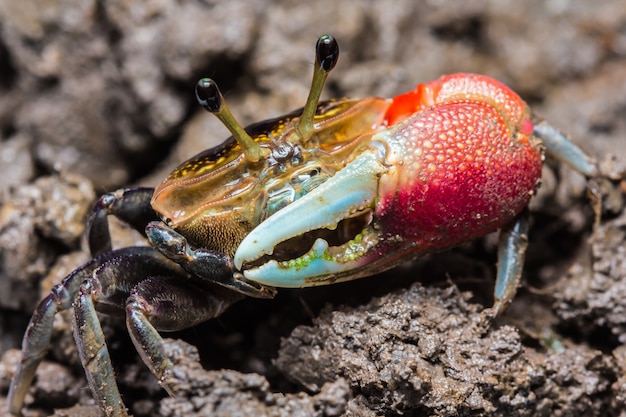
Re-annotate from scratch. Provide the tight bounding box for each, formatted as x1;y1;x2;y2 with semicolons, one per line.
490;209;530;317
9;247;184;416
87;187;157;257
70;249;243;414
73;248;189;417
533;120;598;177
490;120;598;317
8;247;164;415
8;265;82;415
124;276;241;395
74;279;129;417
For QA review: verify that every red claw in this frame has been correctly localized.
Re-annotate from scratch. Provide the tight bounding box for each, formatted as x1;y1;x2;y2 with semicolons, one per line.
377;73;544;253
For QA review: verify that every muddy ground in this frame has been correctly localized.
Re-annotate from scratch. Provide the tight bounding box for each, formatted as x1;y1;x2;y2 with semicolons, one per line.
1;1;626;416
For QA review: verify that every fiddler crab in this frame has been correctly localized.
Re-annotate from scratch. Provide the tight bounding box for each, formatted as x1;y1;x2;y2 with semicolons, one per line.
9;35;599;416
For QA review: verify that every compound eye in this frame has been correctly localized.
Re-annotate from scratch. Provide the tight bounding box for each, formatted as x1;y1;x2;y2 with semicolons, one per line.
316;34;339;72
195;78;222;113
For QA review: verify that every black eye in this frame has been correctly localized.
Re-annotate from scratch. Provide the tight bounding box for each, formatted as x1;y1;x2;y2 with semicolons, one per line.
316;35;339;72
195;78;222;113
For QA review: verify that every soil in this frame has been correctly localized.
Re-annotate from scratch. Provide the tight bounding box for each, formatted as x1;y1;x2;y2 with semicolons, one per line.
1;1;626;416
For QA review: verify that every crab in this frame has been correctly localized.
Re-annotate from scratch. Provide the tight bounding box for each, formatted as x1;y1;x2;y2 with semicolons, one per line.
8;35;598;417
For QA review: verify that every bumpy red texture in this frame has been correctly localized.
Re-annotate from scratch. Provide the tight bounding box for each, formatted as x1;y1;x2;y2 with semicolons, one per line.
385;73;534;136
376;74;543;252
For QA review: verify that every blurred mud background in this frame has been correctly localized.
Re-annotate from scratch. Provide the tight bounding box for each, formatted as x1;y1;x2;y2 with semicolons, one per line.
1;0;626;416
